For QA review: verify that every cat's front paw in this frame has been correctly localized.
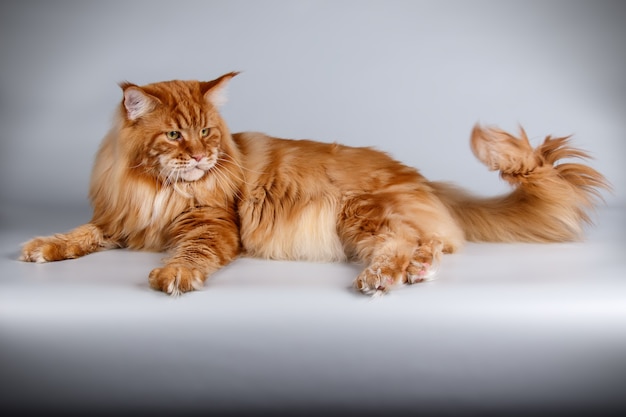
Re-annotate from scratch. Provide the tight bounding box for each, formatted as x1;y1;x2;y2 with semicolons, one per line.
148;264;205;296
20;237;73;263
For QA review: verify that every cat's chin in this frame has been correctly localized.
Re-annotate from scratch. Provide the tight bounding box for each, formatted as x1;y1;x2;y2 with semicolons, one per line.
180;168;206;182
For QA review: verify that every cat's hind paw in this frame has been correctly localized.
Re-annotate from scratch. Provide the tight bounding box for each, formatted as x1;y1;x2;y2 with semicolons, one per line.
405;259;440;283
354;267;387;296
405;240;443;284
149;265;205;296
354;262;403;297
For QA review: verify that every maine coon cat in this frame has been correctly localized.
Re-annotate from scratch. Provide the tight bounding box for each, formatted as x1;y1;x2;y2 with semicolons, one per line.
20;72;608;296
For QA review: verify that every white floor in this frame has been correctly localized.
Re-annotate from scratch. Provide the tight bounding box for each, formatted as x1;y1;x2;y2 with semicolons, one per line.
1;203;625;416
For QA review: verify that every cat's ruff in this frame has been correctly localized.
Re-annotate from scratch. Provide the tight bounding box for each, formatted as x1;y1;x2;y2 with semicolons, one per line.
19;72;609;296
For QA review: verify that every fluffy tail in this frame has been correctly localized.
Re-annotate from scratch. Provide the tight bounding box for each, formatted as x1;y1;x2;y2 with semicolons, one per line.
430;124;609;243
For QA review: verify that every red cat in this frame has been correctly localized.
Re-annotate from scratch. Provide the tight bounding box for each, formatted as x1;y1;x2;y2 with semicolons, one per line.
20;72;608;296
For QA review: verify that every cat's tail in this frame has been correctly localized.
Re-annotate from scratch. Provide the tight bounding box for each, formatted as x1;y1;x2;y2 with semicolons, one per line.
429;124;609;243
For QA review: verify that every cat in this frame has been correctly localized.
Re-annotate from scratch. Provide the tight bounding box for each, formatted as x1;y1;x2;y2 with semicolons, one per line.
20;72;608;296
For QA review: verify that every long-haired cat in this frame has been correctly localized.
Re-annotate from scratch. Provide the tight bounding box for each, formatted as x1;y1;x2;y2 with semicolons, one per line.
20;72;608;296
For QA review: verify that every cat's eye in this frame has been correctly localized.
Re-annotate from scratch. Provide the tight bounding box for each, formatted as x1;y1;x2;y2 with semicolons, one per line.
166;131;181;140
200;128;211;138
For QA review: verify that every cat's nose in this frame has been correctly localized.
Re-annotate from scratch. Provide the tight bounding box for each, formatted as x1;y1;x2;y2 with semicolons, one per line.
191;154;206;162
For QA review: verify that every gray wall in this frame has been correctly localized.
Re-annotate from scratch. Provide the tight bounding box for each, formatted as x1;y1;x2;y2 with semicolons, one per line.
1;0;624;212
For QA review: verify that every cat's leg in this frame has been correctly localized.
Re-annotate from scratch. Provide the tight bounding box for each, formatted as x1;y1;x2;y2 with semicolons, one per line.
352;238;446;295
20;223;115;263
339;193;462;295
148;206;240;296
349;238;446;295
351;237;418;296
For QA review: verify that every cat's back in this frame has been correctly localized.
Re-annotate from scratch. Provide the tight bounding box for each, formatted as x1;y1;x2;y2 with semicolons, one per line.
233;131;426;194
233;131;343;175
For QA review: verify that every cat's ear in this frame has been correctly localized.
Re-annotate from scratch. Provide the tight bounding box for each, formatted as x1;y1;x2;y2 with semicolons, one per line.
119;82;160;121
200;72;239;107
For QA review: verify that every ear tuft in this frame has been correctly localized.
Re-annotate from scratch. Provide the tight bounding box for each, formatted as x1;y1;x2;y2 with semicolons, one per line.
201;71;239;107
121;84;158;120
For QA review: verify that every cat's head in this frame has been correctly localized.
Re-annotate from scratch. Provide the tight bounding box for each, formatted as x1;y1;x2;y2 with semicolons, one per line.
118;72;239;183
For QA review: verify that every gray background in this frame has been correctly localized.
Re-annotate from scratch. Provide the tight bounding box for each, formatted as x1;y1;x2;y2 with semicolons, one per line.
1;1;625;416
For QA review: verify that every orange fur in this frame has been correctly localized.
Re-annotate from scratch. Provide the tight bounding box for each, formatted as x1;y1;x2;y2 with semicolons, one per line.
20;73;609;296
430;125;608;243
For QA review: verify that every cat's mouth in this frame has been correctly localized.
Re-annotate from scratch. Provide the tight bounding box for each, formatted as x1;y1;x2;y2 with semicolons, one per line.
169;157;218;182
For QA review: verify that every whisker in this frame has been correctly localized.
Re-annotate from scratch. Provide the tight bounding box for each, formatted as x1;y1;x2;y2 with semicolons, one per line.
163;168;172;187
173;169;190;197
220;152;266;175
210;165;241;197
214;161;256;189
215;155;245;182
128;160;146;170
214;161;245;183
